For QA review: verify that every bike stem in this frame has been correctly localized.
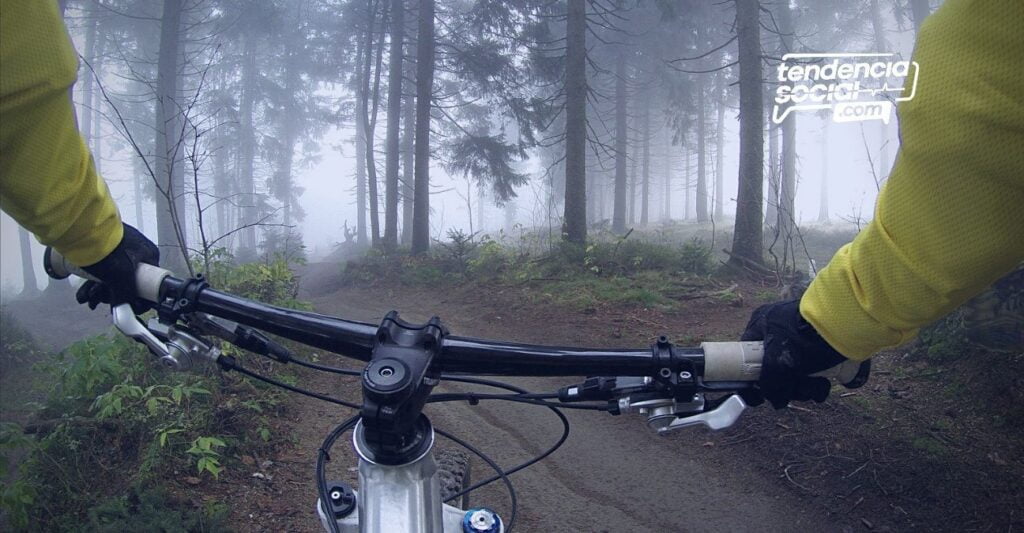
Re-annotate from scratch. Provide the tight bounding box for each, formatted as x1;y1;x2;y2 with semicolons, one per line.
322;312;462;532
358;311;447;465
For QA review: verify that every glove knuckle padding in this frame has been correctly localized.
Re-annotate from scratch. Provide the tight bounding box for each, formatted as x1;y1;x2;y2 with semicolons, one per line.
741;299;849;408
77;223;159;313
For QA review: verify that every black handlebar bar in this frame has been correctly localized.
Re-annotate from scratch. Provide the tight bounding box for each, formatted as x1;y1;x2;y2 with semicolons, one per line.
162;276;697;377
43;246;868;385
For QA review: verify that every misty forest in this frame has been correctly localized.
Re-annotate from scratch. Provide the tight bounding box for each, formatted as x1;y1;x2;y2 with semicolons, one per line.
1;0;1022;531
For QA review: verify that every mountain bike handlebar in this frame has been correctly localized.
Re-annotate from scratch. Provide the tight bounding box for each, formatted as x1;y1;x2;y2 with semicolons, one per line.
44;248;868;385
45;247;871;532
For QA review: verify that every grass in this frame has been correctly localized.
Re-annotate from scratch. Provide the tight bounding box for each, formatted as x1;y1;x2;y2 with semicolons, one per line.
339;232;723;311
0;254;309;532
911;435;949;456
536;273;675;312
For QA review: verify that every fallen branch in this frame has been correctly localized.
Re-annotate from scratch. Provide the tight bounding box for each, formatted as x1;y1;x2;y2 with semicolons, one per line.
676;283;740;301
722;248;775;277
23;416;122;435
627;314;669;331
783;464;812;491
845;461;870;479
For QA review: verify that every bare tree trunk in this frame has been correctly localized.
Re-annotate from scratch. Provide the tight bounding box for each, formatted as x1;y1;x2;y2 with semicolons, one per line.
663;131;671;221
411;0;435;254
870;0;890;184
640;101;650;226
477;184;485;233
612;50;628;234
818;120;829;223
465;180;475;235
133;156;146;233
714;71;726;219
779;110;796;261
80;6;106;176
728;0;764;267
213;112;228;237
765;107;779;229
18;227;39;297
238;31;258;255
584;169;592;226
361;0;386;247
503;200;515;234
696;78;708;223
278;22;301;227
91;28;106;176
383;0;404;248
777;0;797;266
562;0;587;246
629;116;638;224
683;149;690;220
400;69;415;245
355;98;368;246
278;141;295;226
353;32;368;246
154;0;187;273
81;7;96;149
909;0;930;34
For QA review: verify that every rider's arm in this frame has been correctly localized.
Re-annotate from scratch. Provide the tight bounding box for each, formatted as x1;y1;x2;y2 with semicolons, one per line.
0;0;123;267
800;0;1024;361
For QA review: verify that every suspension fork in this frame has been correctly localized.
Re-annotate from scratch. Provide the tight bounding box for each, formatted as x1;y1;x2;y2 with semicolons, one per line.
317;416;467;532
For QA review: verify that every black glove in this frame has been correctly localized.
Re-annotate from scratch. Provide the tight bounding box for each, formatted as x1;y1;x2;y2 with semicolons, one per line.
740;299;848;409
76;223;160;314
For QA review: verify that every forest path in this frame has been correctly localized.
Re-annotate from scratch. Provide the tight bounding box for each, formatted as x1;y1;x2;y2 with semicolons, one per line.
231;261;845;532
7;262;1018;530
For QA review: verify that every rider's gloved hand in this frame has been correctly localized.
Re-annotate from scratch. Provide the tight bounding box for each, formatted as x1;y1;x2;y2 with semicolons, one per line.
740;299;848;409
76;223;160;314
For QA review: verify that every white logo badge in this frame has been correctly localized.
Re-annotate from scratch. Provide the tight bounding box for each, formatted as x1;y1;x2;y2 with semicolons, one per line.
772;53;919;125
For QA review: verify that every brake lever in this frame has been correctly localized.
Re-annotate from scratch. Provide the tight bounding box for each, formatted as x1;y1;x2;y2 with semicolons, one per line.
112;303;171;360
658;395;747;434
112;304;219;371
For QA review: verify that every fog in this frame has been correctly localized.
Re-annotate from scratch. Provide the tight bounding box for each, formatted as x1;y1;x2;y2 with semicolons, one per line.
1;0;924;293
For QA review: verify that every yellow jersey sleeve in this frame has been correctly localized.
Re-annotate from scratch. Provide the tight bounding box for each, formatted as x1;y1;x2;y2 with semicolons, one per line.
0;0;123;267
800;0;1024;361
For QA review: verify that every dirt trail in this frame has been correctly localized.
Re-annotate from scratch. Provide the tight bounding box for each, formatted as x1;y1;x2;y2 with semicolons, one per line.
236;262;847;532
5;263;1019;531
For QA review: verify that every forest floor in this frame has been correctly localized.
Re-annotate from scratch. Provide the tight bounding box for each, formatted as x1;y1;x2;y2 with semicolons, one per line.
217;262;1024;532
2;259;1022;532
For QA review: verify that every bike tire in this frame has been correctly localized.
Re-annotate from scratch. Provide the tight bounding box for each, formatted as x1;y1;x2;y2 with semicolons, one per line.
436;449;471;509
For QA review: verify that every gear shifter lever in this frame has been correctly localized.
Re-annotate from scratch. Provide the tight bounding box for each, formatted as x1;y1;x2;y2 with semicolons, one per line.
658;395;748;434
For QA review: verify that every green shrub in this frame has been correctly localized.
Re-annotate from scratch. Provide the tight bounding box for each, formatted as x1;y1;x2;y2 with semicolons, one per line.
619;240;680;272
4;331;278;531
918;310;970;361
339;247;393;285
0;309;38;371
85;485;228;533
541;274;674;311
199;249;310;310
583;240;680;276
0;423;36;530
437;229;478;275
679;238;713;275
1;257;302;531
468;239;514;278
399;257;447;285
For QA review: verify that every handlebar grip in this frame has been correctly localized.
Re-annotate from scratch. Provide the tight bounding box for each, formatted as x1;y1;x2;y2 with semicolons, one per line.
701;341;870;389
43;247;172;304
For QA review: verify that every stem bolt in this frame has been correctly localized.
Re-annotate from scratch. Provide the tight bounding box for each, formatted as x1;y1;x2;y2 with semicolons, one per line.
462;508;502;533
